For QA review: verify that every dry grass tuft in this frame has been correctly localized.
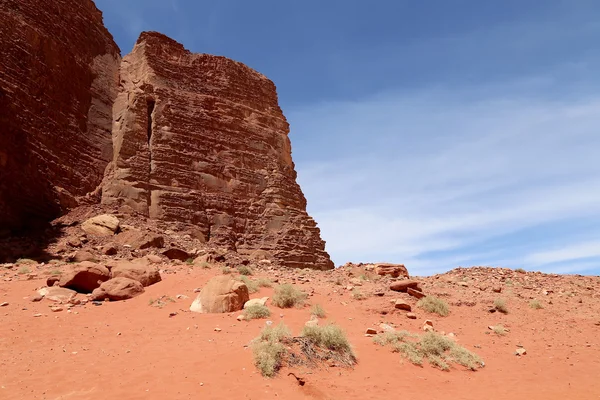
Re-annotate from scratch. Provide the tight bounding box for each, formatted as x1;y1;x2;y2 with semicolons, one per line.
417;296;450;317
244;304;271;320
237;265;253;276
492;325;507;336
272;284;307;308
311;304;326;318
529;299;544;309
494;298;509;314
373;331;483;371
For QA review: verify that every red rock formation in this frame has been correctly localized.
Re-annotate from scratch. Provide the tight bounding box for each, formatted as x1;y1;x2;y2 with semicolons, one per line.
102;32;333;270
0;0;120;231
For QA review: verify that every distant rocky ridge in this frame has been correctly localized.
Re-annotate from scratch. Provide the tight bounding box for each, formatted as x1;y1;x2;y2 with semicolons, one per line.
0;0;333;269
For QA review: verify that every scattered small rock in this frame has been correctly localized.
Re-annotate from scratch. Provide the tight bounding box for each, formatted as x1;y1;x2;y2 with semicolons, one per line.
394;299;411;311
406;312;417;319
515;348;527;356
0;302;8;307
365;328;377;335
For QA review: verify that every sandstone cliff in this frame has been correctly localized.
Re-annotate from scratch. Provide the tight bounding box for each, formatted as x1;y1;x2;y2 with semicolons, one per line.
0;0;121;231
102;32;333;269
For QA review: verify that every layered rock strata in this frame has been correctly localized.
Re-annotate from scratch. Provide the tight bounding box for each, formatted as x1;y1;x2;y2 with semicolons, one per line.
0;0;121;231
102;32;332;269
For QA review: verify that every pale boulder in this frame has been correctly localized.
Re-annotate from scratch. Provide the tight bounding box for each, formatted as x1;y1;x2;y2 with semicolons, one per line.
190;276;249;313
81;214;120;236
243;297;269;309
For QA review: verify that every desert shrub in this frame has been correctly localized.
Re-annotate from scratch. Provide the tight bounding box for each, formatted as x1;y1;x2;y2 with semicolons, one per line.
494;298;509;314
239;276;259;294
185;258;194;265
515;268;526;274
351;288;366;300
529;299;543;309
253;341;287;377
271;284;307;308
18;266;31;275
449;344;483;370
256;278;273;288
221;266;232;274
50;270;62;276
310;304;326;318
244;304;271;320
260;322;291;342
417;296;450;317
373;331;413;347
238;265;253;276
492;325;507;336
301;324;356;363
375;331;483;371
16;258;36;265
253;323;292;377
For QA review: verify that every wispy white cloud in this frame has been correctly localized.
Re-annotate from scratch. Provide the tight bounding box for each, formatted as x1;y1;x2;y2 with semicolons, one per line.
290;78;600;274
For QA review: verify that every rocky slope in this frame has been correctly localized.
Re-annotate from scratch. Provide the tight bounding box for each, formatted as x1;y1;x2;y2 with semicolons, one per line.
0;0;121;232
102;32;332;269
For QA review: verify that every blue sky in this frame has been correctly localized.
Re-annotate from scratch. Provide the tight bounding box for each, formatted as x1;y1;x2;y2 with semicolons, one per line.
96;0;600;275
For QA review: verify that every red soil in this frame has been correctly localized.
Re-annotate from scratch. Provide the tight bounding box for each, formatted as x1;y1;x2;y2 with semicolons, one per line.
1;265;599;399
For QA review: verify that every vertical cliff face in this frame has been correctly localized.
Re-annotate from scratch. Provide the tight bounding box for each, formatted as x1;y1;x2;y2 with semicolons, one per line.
0;0;120;231
102;32;333;269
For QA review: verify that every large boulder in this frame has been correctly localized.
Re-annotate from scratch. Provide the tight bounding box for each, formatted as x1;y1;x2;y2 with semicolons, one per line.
81;215;120;236
162;248;191;261
190;275;249;313
390;280;421;292
90;277;144;301
58;262;110;293
111;262;162;287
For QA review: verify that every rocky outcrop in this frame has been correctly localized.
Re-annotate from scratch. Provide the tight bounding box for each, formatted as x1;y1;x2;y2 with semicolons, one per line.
0;0;121;231
101;32;333;270
1;1;333;270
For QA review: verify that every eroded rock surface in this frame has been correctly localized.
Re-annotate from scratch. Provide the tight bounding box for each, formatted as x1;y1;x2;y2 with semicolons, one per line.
0;0;120;230
102;32;333;270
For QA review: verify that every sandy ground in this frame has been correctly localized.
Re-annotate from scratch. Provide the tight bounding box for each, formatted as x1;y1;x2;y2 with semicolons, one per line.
1;264;599;400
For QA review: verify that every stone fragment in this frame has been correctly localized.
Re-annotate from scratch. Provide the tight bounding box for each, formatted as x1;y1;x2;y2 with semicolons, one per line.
515;348;527;356
394;300;412;311
390;280;421;292
365;328;377;335
406;312;417;319
190;275;249;313
407;287;425;299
